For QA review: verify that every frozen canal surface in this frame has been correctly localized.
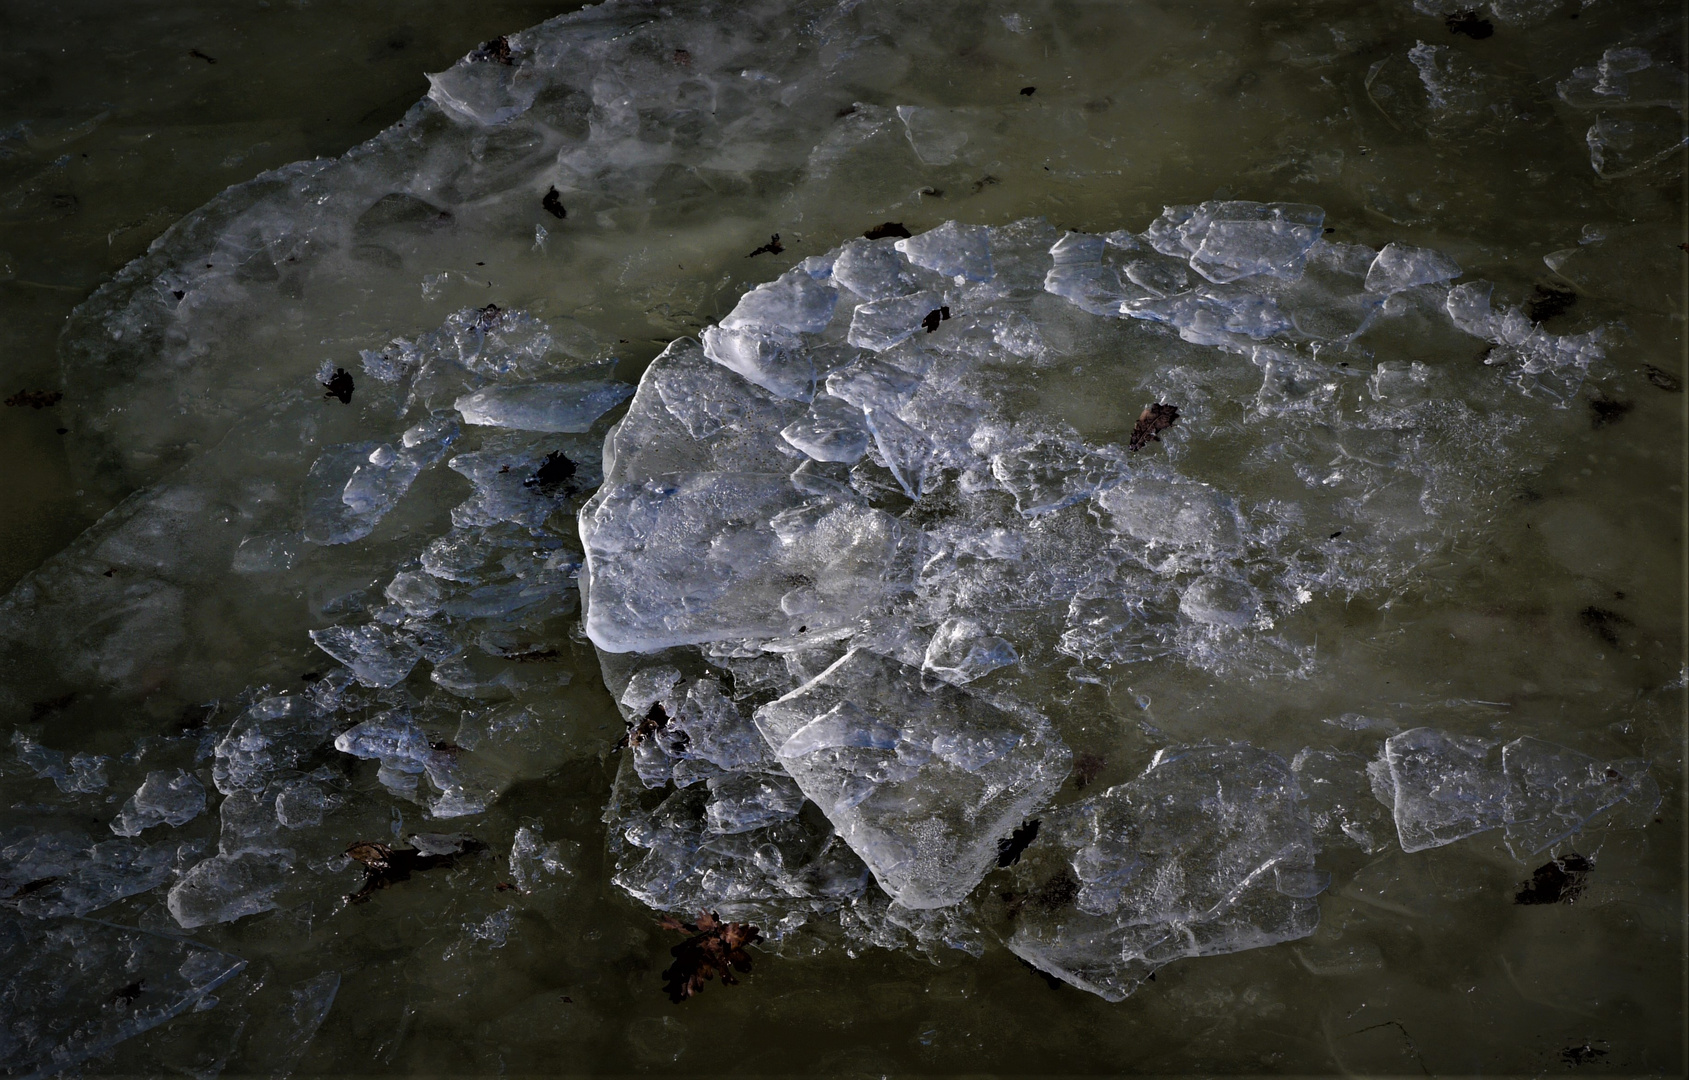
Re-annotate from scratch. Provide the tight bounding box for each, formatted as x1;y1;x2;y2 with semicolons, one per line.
0;0;1683;1074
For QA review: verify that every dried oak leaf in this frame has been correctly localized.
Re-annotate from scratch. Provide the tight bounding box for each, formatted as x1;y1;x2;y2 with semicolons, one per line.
658;910;763;1003
863;221;911;240
747;234;784;258
995;819;1040;867
541;186;567;220
5;390;63;409
475;303;504;331
321;368;354;405
344;838;484;903
625;701;669;749
921;305;951;333
1128;403;1179;451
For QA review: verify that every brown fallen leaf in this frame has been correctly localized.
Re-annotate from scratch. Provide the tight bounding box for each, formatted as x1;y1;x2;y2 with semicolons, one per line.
658;910;762;1002
470;36;513;64
343;838;484;903
1128;403;1179;451
625;701;670;749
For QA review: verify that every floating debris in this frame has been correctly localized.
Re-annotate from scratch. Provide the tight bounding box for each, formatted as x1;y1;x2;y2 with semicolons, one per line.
542;186;567;219
864;221;911;240
1128;402;1179;451
747;234;784;258
4;390;62;409
658;911;762;1002
1514;853;1591;905
320;368;354;404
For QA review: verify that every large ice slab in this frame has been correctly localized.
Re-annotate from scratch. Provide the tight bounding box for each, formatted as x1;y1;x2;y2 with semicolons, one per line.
1003;744;1320;1001
755;648;1069;908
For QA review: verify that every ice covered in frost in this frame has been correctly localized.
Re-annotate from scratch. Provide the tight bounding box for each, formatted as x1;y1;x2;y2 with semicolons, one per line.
1003;744;1321;1001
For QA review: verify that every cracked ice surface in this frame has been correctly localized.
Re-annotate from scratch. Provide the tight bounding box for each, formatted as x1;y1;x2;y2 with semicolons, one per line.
581;211;1660;991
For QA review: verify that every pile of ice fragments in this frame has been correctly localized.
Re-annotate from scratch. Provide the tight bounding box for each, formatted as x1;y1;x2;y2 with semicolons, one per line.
580;209;1657;996
0;0;1676;1069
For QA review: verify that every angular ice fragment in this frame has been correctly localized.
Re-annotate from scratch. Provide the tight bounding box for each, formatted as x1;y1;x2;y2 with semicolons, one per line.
780;394;871;463
832;238;921;301
1095;477;1239;551
923;617;1018;683
426;53;540;125
991;439;1124;516
1005;744;1318;1001
1372;727;1506;853
864;407;935;499
895;221;993;281
111;769;206;836
1143;201;1324;283
212;695;336;795
1363;242;1462;294
168;852;291;928
754;648;1069;908
302;423;456;545
309;624;423;688
454;380;632;432
896;105;970;166
700;323;815;401
1500;736;1659;858
846;289;949;352
11;732;110;793
703;772;806;834
581;476;915;651
720;270;840;335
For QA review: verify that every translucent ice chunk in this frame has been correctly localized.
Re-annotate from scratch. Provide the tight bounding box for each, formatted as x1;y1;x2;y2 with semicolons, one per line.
212;694;337;796
302;423;456;545
1095;478;1241;551
111;769;206;836
895;221;993;281
832;238;921;301
1500;737;1659;858
700;323;815;401
309;624;423;688
1363;242;1462;294
846;290;949;352
703;772;807;834
922;617;1018;683
168;852;291;928
1371;728;1506;852
454;380;633;433
1178;575;1258;629
780;394;871;463
581;475;916;652
1005;744;1319;1001
1143;201;1324;283
720;270;840;335
755;648;1069;908
426;48;541;125
896;105;970;166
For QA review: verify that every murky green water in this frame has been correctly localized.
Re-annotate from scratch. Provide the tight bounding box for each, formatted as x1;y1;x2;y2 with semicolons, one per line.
0;0;1684;1075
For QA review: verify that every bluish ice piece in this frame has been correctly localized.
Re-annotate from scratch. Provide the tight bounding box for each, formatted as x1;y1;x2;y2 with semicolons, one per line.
1005;743;1320;1001
111;769;206;836
896;221;994;281
1369;727;1507;853
1363;242;1462;294
780;394;872;463
454;380;632;432
754;647;1069;909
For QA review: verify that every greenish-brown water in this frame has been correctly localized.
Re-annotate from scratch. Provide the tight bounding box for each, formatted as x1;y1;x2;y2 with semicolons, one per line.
0;1;1684;1076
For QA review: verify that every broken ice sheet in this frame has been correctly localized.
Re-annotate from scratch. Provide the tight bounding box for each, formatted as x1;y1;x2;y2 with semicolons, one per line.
754;648;1069;909
110;769;206;836
1369;728;1659;857
0;915;244;1079
1004;744;1320;1001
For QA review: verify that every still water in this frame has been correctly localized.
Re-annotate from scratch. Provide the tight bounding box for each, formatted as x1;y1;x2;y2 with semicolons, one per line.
0;0;1684;1075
